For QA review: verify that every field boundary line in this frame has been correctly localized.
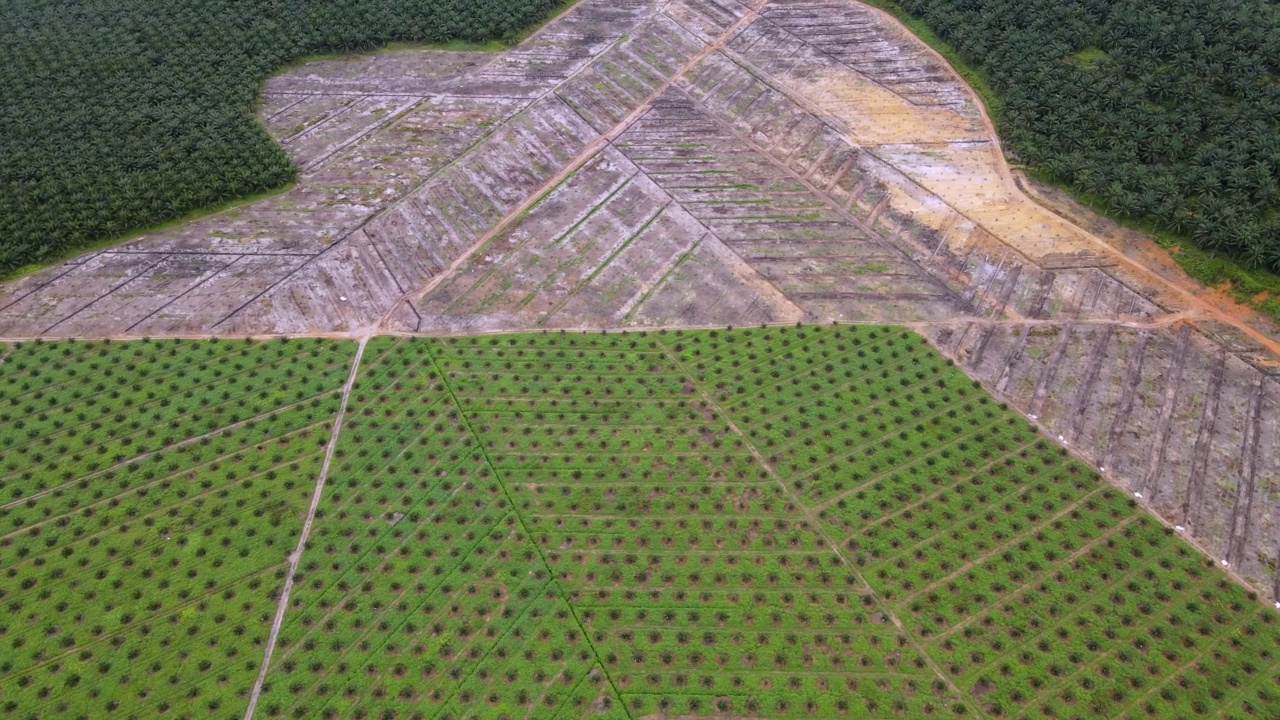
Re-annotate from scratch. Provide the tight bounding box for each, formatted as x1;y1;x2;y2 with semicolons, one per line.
652;334;987;718
1006;571;1250;712
0;315;1198;344
426;342;637;720
826;437;1039;531
892;484;1109;608
1;442;325;555
242;336;368;720
267;449;493;673
0;563;284;685
0;390;343;512
377;0;773;334
929;513;1142;644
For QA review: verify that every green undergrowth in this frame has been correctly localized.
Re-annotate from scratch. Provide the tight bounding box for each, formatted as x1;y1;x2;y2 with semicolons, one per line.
0;337;354;718
3;326;1278;719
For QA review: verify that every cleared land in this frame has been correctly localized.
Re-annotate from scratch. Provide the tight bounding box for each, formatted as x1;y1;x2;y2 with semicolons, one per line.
0;0;1278;603
4;328;1278;720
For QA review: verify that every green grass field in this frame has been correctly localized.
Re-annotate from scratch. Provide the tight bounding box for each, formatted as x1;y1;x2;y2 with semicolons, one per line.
0;337;353;718
3;327;1278;719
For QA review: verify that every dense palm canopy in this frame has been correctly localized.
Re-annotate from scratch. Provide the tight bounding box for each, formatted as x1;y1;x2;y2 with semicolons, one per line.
0;0;562;270
896;0;1280;270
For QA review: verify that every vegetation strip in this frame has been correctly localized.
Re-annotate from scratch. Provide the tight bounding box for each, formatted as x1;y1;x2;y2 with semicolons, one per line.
242;338;367;719
423;342;635;719
652;330;979;714
0;336;354;717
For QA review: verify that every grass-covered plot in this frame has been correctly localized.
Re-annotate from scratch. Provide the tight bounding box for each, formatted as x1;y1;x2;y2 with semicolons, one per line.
3;327;1278;719
0;337;353;718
